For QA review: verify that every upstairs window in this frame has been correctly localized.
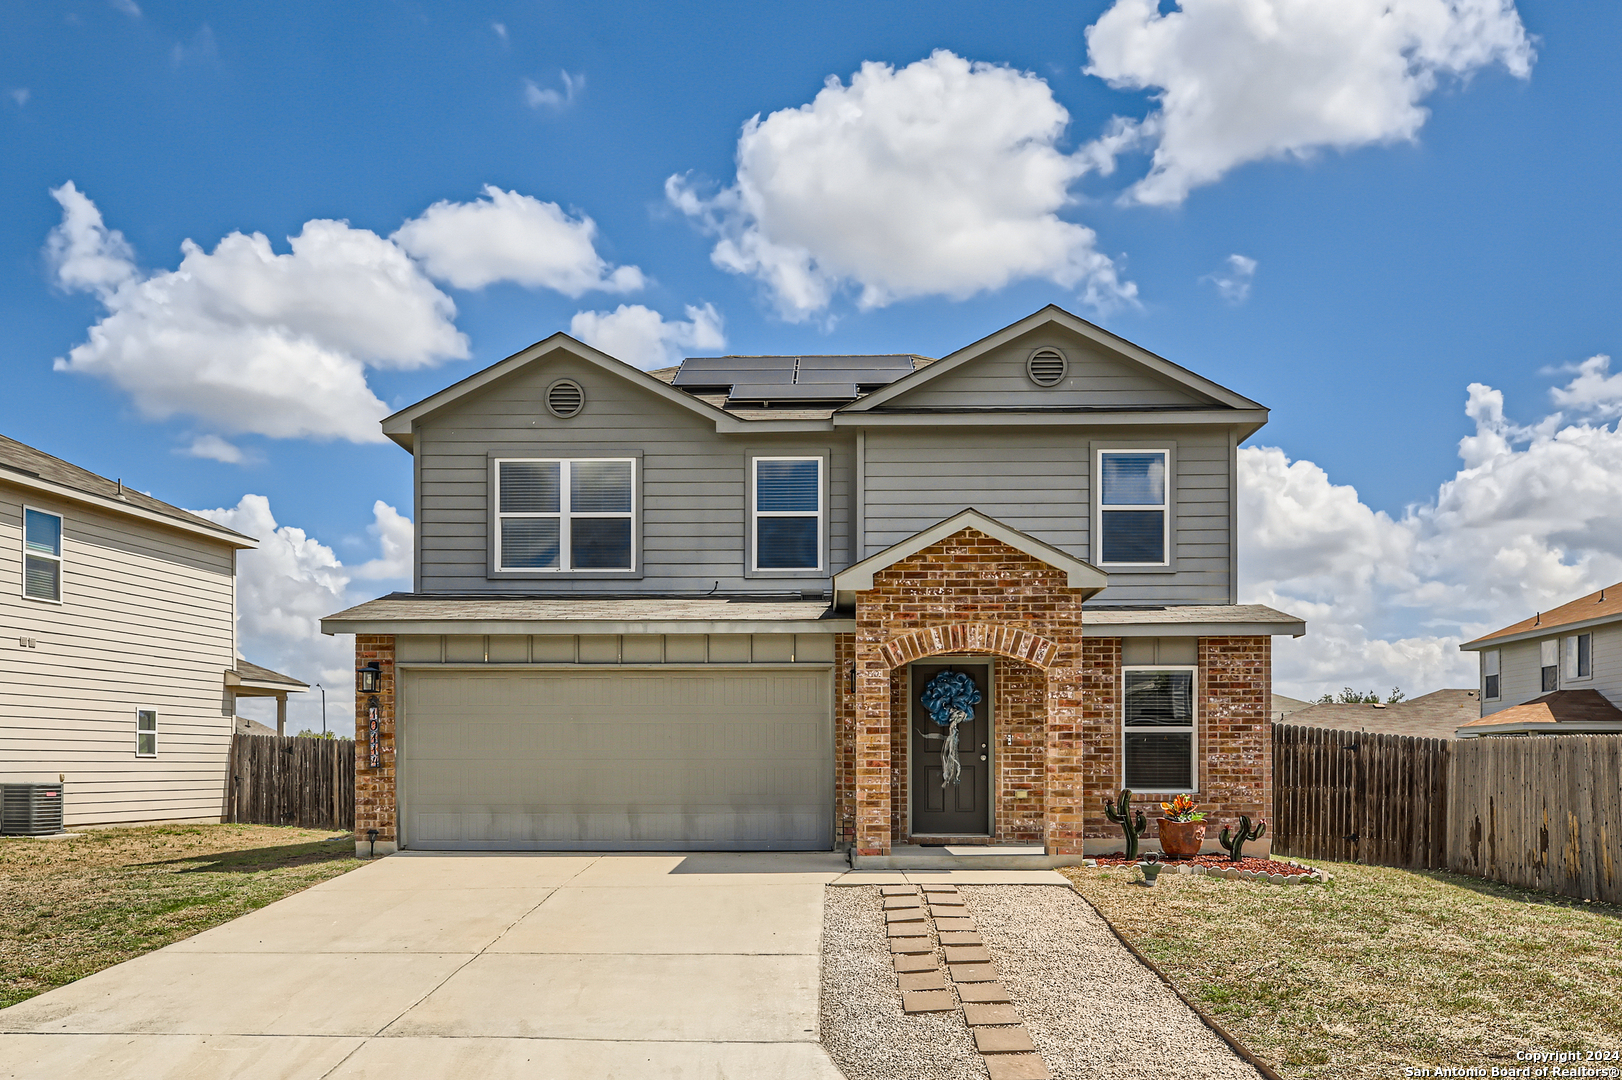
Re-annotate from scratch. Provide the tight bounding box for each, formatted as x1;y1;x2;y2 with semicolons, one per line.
1541;639;1559;693
753;457;823;571
1099;450;1168;566
1565;632;1593;680
495;458;634;572
1482;649;1500;701
1122;667;1196;791
23;508;63;602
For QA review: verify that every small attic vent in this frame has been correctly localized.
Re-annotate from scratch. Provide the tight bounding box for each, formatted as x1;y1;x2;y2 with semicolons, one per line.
1026;349;1067;387
546;379;585;418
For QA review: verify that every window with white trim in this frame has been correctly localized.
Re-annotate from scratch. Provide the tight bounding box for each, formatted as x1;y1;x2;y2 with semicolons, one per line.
1099;450;1168;566
752;457;822;571
1482;649;1500;701
1122;667;1196;791
495;458;634;572
136;709;157;757
1540;639;1559;693
1564;633;1593;681
23;508;63;602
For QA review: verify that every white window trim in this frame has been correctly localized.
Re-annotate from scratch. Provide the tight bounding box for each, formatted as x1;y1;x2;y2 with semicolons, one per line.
750;456;825;574
1121;664;1199;794
1096;448;1171;568
135;707;157;758
1482;649;1501;701
21;505;64;605
1564;633;1594;682
493;458;637;574
1540;638;1560;692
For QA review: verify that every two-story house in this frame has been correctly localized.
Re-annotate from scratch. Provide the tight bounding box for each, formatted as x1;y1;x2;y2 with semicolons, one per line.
1458;584;1622;737
0;433;303;828
322;306;1304;861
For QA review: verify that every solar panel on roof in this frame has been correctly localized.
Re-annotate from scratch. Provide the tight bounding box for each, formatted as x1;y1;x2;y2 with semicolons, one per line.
671;355;796;386
727;382;859;401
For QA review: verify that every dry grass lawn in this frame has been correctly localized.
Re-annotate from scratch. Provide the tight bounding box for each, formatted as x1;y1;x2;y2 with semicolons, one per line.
1062;861;1622;1078
0;823;359;1009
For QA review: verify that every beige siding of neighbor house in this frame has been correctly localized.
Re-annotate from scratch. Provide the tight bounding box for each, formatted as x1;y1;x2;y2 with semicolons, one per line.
414;355;854;594
0;484;237;826
1480;622;1622;716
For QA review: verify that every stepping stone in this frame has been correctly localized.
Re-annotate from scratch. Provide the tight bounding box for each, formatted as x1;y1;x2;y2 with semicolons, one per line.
944;945;992;964
955;981;1011;1003
938;931;983;946
901;990;957;1014
885;908;927;924
898;971;947;992
894;954;938;974
929;902;967;915
984;1054;1050;1080
962;1003;1022;1027
975;1026;1037;1054
928;894;966;906
921;884;959;894
887;921;930;938
934;917;976;932
949;962;999;983
881;885;918;897
884;896;926;910
890;936;933;955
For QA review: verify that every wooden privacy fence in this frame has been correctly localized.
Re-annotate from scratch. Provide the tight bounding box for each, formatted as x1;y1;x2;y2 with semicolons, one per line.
1271;723;1451;869
223;733;354;831
1447;734;1622;905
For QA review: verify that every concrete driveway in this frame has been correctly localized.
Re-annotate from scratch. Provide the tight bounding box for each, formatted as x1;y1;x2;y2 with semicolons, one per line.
0;852;849;1079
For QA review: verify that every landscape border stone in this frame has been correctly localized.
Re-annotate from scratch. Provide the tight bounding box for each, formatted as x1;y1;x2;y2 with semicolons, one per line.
1076;857;1331;886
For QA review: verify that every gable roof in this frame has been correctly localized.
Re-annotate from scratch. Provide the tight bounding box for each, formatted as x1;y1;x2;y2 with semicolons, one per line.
840;304;1266;415
1461;582;1622;650
833;508;1108;607
1283;689;1481;741
379;333;734;451
0;433;256;549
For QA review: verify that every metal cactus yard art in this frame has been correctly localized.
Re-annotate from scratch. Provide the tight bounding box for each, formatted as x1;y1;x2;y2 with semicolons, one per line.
919;669;981;788
1219;815;1266;861
1103;788;1147;859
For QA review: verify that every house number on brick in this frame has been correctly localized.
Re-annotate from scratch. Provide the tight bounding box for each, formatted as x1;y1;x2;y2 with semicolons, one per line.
367;698;381;768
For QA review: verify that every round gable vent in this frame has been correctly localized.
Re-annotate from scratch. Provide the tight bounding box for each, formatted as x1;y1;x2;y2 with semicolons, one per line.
1026;349;1067;387
546;379;585;418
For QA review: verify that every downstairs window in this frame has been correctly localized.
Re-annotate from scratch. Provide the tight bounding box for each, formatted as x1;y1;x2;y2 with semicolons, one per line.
1123;667;1196;791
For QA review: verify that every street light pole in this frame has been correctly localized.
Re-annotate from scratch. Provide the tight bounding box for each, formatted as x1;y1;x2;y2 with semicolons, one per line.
316;683;327;737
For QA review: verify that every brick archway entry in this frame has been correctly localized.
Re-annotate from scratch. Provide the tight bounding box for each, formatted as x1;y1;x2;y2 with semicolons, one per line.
836;527;1094;858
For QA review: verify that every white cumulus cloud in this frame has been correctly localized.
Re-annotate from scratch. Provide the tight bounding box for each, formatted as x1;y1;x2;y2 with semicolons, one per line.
523;70;583;110
668;50;1136;321
193;495;412;734
47;183;467;443
181;434;248;464
569;303;726;370
1242;361;1622;701
1202;254;1257;304
1085;0;1534;206
393;185;644;295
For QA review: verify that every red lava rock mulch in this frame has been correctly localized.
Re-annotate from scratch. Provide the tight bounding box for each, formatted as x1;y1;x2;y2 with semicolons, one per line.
1091;853;1311;876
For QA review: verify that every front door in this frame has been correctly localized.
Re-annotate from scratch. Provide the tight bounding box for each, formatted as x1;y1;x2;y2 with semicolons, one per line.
910;661;990;836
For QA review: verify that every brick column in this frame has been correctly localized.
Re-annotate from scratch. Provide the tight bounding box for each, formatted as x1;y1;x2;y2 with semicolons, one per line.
833;632;857;848
1079;637;1122;846
853;635;893;856
1199;636;1271;847
1043;638;1086;855
354;634;397;857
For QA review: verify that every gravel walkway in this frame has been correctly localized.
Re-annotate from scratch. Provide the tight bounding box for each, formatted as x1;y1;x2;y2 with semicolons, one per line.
960;885;1263;1080
820;886;983;1080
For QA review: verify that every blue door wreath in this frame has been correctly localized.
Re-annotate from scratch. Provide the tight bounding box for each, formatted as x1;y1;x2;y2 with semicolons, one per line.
919;669;982;788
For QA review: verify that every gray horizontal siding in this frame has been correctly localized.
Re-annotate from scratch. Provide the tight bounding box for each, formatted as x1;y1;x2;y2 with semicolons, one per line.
884;334;1212;410
0;487;239;826
863;427;1231;605
1481;623;1622;716
415;355;854;592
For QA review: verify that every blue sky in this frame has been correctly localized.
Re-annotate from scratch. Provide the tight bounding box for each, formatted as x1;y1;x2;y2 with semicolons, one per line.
4;1;1620;717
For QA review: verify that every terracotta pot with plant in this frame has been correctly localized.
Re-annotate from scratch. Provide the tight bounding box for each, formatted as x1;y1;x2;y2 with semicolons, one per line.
1158;794;1206;857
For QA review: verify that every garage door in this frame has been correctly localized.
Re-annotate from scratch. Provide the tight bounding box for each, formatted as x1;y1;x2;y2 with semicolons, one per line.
399;668;833;850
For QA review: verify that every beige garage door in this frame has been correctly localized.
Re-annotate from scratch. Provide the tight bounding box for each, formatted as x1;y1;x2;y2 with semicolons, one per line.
399;668;833;850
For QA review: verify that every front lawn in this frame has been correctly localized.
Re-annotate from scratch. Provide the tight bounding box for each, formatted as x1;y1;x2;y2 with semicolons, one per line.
0;823;359;1009
1061;861;1622;1078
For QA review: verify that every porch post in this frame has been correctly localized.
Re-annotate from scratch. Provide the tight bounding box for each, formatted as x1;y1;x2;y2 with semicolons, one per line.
276;694;287;737
1044;638;1086;856
854;635;893;857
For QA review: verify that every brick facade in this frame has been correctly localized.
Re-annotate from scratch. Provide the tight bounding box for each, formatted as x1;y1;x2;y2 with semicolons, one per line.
353;633;397;854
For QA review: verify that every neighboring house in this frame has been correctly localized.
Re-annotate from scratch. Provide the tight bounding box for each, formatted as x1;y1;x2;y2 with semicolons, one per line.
1460;585;1622;737
1281;689;1479;741
322;305;1305;860
0;434;293;827
1271;693;1312;721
